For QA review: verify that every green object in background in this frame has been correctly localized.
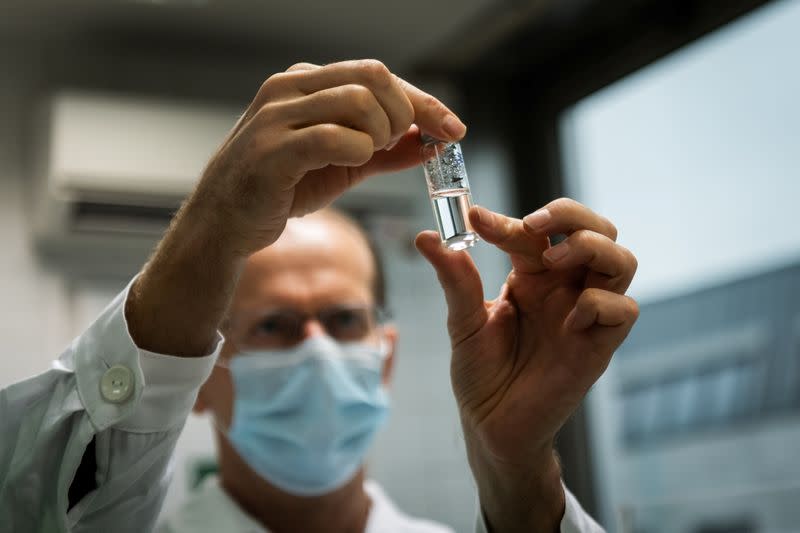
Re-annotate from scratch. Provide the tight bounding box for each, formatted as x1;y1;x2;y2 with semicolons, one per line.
188;457;219;491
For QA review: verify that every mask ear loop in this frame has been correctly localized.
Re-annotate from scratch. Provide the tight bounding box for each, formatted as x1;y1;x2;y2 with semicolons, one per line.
372;330;393;396
374;307;392;362
377;334;391;361
208;355;232;434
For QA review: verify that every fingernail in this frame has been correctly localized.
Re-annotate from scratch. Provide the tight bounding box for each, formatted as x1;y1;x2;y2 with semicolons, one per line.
523;209;551;230
564;308;577;330
569;306;596;331
543;242;569;263
385;139;398;151
442;114;467;139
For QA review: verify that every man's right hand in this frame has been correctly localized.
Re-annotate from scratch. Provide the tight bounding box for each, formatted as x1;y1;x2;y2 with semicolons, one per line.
192;60;466;256
127;60;465;357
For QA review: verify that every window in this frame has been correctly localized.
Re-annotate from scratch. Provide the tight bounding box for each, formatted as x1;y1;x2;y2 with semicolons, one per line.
559;1;800;530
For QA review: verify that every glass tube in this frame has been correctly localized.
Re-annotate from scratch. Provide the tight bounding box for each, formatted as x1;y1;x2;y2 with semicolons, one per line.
421;136;478;251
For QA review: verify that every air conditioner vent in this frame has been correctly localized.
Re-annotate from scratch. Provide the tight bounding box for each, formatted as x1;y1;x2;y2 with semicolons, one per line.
70;201;178;236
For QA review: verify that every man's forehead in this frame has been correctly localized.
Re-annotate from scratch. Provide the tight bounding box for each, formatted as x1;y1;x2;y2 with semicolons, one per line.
235;212;375;305
281;213;357;246
269;211;372;265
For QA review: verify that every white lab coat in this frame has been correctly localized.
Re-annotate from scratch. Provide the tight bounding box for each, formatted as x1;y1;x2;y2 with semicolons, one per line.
156;475;604;533
0;281;604;533
0;281;221;533
157;477;455;533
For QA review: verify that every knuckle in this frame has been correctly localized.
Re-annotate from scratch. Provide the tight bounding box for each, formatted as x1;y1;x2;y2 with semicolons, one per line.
357;59;392;87
496;217;514;242
289;131;315;162
421;92;443;113
310;124;339;153
388;99;415;139
627;298;641;320
258;73;286;99
570;229;594;247
397;98;415;128
603;216;619;240
547;197;577;216
447;306;486;350
551;197;577;210
354;140;374;165
347;84;377;113
256;74;294;108
290;125;337;163
624;247;638;274
252;101;280;124
580;288;603;310
375;123;391;148
572;230;603;258
287;62;314;72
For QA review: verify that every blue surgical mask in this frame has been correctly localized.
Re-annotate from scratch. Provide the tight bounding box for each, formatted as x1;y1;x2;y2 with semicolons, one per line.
218;335;390;496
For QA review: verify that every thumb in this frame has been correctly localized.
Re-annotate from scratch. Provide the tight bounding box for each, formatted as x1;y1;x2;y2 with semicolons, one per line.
415;231;487;345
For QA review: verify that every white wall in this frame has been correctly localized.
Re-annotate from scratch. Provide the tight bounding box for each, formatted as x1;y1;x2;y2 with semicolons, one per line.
0;46;514;531
0;53;75;388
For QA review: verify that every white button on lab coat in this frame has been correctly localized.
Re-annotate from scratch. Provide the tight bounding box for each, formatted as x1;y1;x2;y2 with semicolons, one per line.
0;280;221;533
0;279;604;533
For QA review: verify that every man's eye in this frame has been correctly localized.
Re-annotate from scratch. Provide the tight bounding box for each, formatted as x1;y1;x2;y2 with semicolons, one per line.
328;310;368;337
257;316;290;335
333;310;360;327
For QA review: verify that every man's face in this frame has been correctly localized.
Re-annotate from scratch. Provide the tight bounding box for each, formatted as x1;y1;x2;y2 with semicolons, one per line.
195;212;396;430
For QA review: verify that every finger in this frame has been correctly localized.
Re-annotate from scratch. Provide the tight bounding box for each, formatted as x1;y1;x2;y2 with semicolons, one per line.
247;63;322;119
522;198;618;241
286;60;415;145
236;65;322;135
286;62;320;72
394;77;467;142
542;230;638;293
469;205;550;274
357;125;424;178
565;289;639;333
562;291;638;383
415;230;487;346
279;84;392;149
279;124;374;175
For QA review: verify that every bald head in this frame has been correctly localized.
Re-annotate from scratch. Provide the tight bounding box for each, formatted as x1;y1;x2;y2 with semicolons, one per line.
229;209;385;322
299;209;386;308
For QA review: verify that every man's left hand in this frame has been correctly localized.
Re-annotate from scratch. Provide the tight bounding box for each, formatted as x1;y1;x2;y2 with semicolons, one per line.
416;198;639;533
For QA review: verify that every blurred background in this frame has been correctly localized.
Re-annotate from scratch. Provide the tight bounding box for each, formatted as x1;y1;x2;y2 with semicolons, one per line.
1;0;798;531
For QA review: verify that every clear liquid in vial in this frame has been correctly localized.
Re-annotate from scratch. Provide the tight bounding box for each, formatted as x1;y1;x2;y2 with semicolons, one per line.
431;188;478;251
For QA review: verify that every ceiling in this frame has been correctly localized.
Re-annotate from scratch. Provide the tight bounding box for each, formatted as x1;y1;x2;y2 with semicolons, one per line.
4;0;771;106
1;0;516;72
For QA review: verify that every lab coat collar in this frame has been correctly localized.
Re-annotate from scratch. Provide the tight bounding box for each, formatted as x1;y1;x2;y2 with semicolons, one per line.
161;475;403;533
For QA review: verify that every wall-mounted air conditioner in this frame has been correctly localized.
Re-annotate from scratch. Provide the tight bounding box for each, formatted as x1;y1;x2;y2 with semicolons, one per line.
30;91;420;278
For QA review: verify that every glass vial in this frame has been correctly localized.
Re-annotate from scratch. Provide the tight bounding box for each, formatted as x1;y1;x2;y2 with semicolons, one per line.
421;136;479;251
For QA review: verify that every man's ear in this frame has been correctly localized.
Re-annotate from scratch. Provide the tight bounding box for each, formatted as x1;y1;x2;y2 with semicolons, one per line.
195;340;235;415
381;325;398;386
